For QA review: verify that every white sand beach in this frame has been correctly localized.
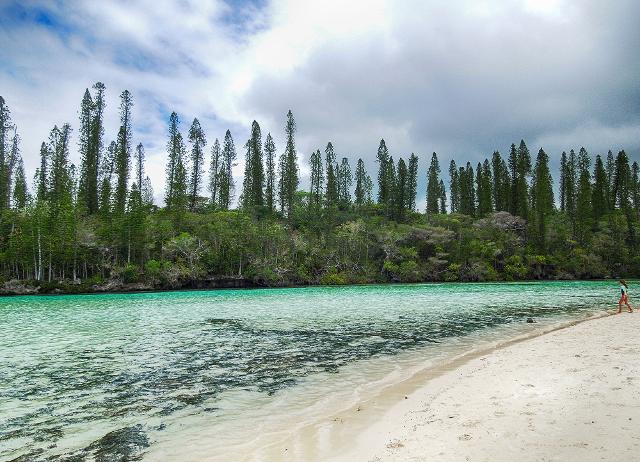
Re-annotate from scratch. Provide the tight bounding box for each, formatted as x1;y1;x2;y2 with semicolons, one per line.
333;312;640;462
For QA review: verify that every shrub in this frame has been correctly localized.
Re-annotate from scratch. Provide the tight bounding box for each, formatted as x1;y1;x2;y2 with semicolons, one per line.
320;272;348;285
504;255;528;280
120;263;140;283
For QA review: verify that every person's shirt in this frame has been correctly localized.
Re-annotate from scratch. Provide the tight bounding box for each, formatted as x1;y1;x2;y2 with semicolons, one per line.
621;285;628;296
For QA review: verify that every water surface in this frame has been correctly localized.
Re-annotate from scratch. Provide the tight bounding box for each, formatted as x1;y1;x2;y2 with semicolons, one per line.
0;281;614;461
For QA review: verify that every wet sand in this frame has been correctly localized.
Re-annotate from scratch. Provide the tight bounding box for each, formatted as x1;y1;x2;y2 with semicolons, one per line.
334;312;640;461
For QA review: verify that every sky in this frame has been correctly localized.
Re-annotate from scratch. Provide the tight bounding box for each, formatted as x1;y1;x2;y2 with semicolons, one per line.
1;0;639;206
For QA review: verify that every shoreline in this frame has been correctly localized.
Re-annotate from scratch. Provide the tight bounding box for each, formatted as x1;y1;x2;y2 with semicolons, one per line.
164;310;614;462
215;311;612;461
0;277;621;298
326;310;639;461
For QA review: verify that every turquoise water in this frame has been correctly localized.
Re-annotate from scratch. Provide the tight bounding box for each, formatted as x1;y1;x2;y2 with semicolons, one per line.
0;281;615;461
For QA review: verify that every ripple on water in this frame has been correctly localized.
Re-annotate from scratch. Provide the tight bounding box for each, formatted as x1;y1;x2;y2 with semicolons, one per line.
0;281;613;460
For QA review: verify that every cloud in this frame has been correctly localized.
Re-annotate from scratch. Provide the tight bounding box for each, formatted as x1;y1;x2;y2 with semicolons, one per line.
1;0;639;207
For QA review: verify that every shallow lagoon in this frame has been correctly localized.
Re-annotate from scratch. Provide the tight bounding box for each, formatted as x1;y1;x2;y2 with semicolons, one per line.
0;281;614;460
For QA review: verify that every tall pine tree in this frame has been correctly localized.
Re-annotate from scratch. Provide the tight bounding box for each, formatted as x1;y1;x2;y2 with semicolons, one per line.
278;110;299;217
309;149;323;209
264;133;276;212
218;130;236;210
448;160;459;213
338;157;352;208
592;154;608;222
426;152;441;215
531;148;554;252
209;138;221;207
575;147;592;244
188;118;207;211
376;139;391;205
324;142;338;208
407;153;418;211
114;90;132;216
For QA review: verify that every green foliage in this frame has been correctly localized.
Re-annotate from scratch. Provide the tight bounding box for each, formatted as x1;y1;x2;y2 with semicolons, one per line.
119;263;139;283
2;87;640;291
504;255;528;281
320;271;348;285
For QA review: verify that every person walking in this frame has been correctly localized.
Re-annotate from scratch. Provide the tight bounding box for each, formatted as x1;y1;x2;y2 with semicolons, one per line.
618;279;633;313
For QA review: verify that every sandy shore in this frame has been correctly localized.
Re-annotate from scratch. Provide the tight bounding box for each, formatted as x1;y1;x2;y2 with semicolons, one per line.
329;312;640;461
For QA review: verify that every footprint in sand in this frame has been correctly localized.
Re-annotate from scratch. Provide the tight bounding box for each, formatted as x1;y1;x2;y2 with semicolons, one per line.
462;419;482;428
458;434;473;441
386;439;405;449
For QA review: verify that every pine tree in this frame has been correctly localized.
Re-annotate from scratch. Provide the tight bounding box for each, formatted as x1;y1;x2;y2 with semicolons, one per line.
209;138;221;207
241;139;253;208
481;159;493;215
5;128;19;208
407;153;418;211
248;121;264;207
164;112;187;211
325;142;338;208
364;175;374;204
13;158;28;209
0;96;12;210
507;143;518;215
48;124;73;208
354;158;368;207
438;179;447;214
89;82;105;213
134;143;149;206
448;160;459;213
606;150;615;210
385;156;398;214
559;151;567;212
37;142;49;202
87;82;105;214
165;112;179;208
531;148;554;251
426;152;441;214
277;150;287;214
376;139;390;204
394;158;408;219
592;154;608;222
278;110;299;217
218;130;236;210
476;160;493;216
125;181;145;264
188;118;207;211
78;88;93;212
264;133;276;212
505;140;532;219
338;157;352;207
99;141;116;216
613;150;631;209
309;149;323;209
459;163;476;216
142;177;154;207
491;151;509;212
515;140;532;219
564;149;577;225
114;90;132;216
173;151;188;213
575;147;592;245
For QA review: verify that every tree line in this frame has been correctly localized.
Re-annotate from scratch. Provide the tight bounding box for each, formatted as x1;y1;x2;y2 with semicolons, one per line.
0;85;639;292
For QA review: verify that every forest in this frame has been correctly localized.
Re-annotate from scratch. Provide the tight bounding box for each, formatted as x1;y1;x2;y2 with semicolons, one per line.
0;84;639;294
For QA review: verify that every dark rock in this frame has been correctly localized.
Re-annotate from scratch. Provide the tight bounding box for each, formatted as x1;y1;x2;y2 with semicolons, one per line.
86;425;149;462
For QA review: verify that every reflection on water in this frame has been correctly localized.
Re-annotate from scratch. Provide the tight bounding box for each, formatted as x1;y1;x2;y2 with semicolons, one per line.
0;281;612;460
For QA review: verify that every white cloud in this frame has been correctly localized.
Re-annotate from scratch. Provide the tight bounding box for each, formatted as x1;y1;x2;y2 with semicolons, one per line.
1;0;638;206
